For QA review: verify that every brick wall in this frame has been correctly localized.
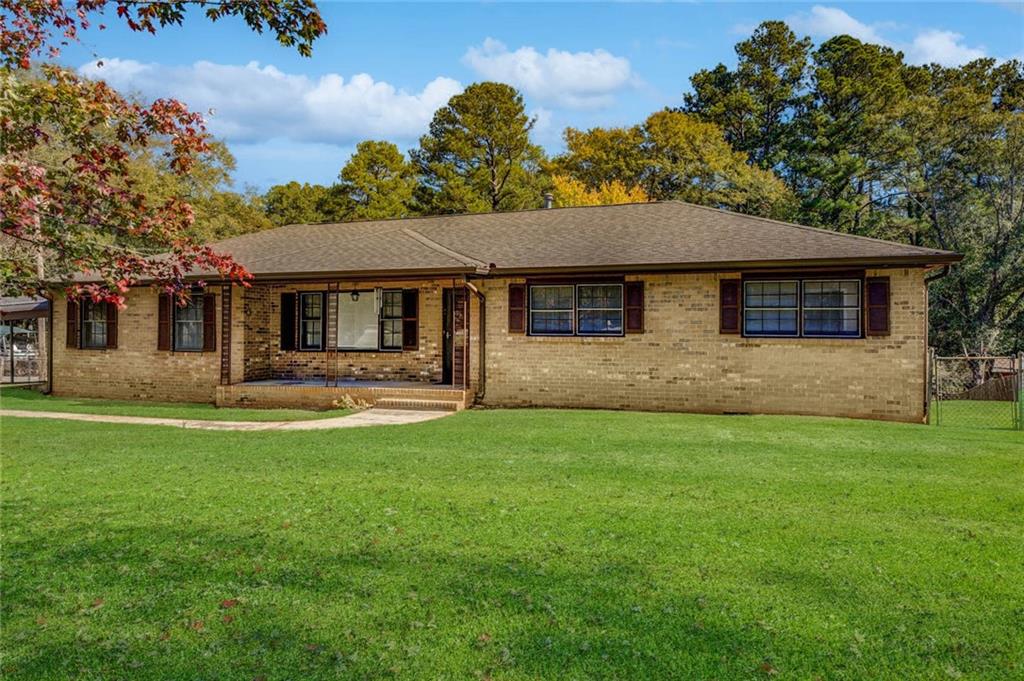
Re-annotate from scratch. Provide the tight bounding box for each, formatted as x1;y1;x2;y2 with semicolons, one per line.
244;280;448;382
478;268;929;422
51;288;221;403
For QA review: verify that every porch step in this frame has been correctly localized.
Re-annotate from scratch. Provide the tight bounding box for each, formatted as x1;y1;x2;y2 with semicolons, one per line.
374;397;464;412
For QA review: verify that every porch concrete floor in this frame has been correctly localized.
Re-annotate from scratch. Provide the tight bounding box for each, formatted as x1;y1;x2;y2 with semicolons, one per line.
241;378;462;390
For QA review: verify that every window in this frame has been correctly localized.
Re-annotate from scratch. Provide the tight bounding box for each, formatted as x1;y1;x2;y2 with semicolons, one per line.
802;280;860;337
577;284;623;335
529;285;574;335
526;283;625;337
337;291;379;350
299;293;323;350
81;300;107;349
744;281;799;336
174;296;204;351
743;279;862;338
380;290;403;350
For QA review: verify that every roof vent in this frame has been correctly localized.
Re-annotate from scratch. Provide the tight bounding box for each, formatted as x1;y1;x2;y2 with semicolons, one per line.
542;192;554;209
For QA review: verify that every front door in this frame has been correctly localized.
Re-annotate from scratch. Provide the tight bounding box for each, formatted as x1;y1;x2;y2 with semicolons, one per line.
441;288;454;384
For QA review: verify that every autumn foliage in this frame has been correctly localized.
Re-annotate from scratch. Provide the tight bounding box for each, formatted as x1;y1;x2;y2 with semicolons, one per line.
0;1;326;306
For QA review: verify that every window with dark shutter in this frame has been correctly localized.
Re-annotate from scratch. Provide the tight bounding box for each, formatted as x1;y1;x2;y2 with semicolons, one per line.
508;283;526;333
202;293;216;351
719;279;741;334
157;294;171;350
105;302;118;349
401;289;419;350
625;281;644;333
280;292;296;350
865;277;890;336
66;299;80;348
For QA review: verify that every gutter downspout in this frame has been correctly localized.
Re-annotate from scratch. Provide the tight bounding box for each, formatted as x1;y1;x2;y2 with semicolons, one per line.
922;265;951;422
464;279;486;403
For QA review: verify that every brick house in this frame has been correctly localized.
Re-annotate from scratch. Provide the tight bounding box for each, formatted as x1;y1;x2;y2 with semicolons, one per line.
50;201;960;422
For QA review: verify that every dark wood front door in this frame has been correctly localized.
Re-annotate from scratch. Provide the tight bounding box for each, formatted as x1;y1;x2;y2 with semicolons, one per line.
442;288;454;385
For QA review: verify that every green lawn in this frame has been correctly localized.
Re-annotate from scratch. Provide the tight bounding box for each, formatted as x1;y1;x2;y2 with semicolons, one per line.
0;386;349;422
2;410;1022;679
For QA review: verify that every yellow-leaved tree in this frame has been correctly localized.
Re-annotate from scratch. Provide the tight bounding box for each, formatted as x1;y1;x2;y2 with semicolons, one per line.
550;175;649;207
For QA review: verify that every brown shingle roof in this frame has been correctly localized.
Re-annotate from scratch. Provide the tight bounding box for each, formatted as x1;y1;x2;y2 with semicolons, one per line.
209;201;959;279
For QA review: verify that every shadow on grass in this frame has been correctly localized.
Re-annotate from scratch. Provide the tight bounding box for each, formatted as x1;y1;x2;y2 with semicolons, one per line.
2;520;836;680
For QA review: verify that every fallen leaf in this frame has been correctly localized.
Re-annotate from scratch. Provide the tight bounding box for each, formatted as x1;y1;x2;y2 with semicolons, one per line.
759;661;778;676
220;599;238;609
189;620;204;631
91;598;104;609
222;615;234;624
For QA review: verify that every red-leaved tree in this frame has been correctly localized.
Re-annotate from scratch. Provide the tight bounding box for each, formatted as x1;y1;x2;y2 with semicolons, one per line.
0;1;326;305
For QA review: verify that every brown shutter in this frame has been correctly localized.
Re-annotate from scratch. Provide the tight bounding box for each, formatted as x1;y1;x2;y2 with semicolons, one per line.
202;293;216;351
720;279;741;334
66;298;80;348
624;281;644;333
105;302;118;349
401;289;419;350
865;277;890;336
508;283;526;333
157;294;171;351
280;292;296;351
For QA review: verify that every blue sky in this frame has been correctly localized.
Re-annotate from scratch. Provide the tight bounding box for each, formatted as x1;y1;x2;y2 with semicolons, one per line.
60;2;1024;191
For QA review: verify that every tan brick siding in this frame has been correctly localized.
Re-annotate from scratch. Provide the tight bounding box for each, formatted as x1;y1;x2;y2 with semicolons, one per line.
478;269;929;422
244;280;447;382
51;288;220;403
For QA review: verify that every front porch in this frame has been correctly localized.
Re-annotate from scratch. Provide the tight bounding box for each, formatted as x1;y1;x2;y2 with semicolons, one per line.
216;378;471;412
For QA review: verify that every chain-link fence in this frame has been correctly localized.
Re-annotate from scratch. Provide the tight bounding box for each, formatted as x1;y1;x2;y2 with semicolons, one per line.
929;351;1023;430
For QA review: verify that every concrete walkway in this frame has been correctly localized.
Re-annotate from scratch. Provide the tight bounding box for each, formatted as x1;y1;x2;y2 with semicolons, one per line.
0;408;451;431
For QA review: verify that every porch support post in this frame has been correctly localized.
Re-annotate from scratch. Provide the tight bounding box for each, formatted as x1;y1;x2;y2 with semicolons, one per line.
219;283;232;386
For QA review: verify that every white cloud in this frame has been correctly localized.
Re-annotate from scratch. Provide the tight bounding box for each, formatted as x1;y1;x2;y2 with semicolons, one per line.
78;58;463;145
462;38;634;109
906;30;988;67
788;5;886;44
784;5;990;67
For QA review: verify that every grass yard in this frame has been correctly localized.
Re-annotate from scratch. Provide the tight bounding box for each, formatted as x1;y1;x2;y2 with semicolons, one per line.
2;410;1023;679
0;386;349;422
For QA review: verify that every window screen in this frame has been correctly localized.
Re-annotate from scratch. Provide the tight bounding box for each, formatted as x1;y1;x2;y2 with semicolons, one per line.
299;293;323;350
380;290;403;350
174;296;204;350
81;300;107;349
743;281;798;336
576;284;623;335
529;285;574;335
802;280;860;337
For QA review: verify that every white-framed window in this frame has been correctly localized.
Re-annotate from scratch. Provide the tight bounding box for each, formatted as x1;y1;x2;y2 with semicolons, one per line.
529;285;574;335
299;292;323;350
576;284;623;335
527;283;624;337
743;279;862;338
743;281;799;337
81;300;107;349
802;280;861;337
173;296;204;351
380;290;403;350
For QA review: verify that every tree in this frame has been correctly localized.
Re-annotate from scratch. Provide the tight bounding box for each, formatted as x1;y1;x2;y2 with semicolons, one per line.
898;60;1024;354
0;0;326;305
551;111;794;218
338;140;415;220
684;21;811;170
550;175;648;207
550;126;647;191
262;182;344;226
412;82;548;214
789;36;921;235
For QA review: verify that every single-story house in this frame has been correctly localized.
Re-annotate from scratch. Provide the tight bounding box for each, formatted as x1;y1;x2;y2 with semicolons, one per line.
49;201;960;422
